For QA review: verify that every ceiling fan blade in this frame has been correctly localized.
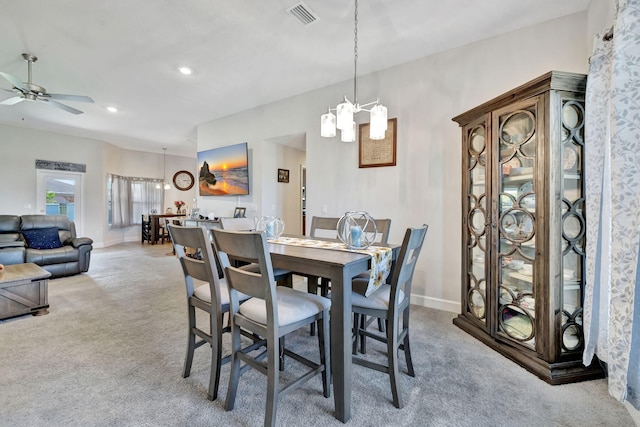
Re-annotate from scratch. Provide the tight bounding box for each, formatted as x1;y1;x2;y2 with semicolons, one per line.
48;93;94;103
43;98;84;115
0;71;28;92
0;96;25;106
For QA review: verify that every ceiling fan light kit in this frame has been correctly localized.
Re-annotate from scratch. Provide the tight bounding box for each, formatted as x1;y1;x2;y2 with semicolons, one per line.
0;53;94;115
320;0;388;142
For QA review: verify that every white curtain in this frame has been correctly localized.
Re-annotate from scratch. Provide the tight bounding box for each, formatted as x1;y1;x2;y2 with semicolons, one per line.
110;174;132;228
109;174;163;228
130;179;164;224
583;0;640;410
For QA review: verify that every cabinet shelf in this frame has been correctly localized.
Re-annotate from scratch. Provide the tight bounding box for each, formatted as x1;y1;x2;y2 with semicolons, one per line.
504;173;533;184
501;238;535;248
506;270;533;283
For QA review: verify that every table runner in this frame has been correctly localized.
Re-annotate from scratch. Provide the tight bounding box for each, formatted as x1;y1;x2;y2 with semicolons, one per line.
270;236;392;297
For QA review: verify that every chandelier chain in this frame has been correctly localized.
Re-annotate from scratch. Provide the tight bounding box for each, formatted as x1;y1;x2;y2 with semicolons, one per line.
353;0;358;105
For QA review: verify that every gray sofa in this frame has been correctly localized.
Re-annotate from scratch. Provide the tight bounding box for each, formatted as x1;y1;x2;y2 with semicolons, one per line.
0;214;93;279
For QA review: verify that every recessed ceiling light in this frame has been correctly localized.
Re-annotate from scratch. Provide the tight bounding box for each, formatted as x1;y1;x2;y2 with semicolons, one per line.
106;106;118;113
178;67;192;75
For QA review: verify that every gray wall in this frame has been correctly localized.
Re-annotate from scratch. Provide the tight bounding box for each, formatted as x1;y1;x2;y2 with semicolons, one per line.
0;124;196;247
196;12;589;312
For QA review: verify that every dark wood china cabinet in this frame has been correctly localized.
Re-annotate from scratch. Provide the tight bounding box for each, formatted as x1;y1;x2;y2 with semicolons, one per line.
452;71;603;384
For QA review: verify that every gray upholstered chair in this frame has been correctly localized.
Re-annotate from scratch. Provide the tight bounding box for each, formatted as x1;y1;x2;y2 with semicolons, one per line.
308;215;392;244
307;216;392;296
168;224;259;401
306;216;391;335
219;216;293;288
308;215;340;239
305;216;340;296
211;228;331;427
351;224;428;409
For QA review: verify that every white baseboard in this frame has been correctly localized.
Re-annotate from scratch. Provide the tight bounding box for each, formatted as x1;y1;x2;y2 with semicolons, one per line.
411;294;460;313
624;401;640;426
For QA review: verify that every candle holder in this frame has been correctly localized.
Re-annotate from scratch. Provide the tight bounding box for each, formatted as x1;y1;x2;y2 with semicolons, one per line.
256;216;285;239
337;211;377;249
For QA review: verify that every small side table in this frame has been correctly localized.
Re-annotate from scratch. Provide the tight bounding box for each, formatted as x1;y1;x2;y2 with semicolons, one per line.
0;263;51;320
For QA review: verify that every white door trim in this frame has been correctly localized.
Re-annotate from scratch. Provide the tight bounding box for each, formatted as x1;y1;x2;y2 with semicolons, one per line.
36;169;84;235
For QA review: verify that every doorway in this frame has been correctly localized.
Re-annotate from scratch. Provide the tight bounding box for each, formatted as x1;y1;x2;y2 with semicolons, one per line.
301;165;306;235
36;170;84;233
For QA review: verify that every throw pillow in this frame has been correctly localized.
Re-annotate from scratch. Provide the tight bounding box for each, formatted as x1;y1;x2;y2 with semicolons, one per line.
22;227;63;250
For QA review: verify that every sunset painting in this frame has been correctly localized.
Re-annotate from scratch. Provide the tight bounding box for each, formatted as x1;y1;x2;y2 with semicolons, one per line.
197;142;249;196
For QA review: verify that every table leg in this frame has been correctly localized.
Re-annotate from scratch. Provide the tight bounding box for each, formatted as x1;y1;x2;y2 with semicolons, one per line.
330;265;353;422
150;217;159;244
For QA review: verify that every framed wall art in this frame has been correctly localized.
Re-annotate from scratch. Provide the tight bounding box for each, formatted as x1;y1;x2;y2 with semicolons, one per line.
358;118;397;168
197;142;249;196
277;168;289;183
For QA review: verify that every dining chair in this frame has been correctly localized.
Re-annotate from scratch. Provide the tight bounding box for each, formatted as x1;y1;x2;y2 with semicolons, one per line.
350;218;392;333
348;217;392;282
308;215;391;243
219;216;293;288
306;216;391;334
168;224;261;401
219;217;255;231
309;216;340;239
358;217;392;246
305;216;339;293
141;214;152;244
168;219;183;255
307;216;392;295
157;218;172;244
211;228;331;427
351;224;428;409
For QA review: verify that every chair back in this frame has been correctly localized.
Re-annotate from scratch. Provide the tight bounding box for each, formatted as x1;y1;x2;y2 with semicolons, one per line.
309;216;340;239
168;224;224;307
357;218;391;244
211;229;277;314
219;217;255;231
310;216;391;243
141;215;151;243
390;224;428;307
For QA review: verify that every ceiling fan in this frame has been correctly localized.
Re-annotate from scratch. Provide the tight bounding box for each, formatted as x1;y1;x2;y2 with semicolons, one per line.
0;53;94;115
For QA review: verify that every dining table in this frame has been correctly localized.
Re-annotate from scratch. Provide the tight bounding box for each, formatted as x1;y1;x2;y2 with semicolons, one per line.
267;237;400;423
149;213;185;244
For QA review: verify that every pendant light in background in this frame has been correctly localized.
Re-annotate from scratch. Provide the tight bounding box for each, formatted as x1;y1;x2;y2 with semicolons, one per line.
162;148;170;190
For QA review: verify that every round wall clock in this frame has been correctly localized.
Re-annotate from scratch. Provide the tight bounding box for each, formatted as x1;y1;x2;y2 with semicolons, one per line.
172;170;195;191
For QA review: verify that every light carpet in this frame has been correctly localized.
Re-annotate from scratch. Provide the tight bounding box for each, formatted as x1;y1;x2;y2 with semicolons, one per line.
0;242;634;426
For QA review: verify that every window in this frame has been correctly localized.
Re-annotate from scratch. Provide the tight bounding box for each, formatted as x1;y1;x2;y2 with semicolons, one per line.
107;174;163;228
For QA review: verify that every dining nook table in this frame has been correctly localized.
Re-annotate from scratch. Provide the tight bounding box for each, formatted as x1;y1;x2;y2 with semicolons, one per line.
266;237;400;423
148;213;185;244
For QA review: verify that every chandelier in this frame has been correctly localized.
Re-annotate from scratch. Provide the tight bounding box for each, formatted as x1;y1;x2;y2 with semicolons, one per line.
156;148;171;190
320;0;388;142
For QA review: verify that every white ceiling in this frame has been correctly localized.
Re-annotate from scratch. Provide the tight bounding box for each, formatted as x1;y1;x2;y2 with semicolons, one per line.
0;0;590;157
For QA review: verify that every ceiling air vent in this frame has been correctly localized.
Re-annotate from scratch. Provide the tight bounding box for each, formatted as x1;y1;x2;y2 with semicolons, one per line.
286;2;319;27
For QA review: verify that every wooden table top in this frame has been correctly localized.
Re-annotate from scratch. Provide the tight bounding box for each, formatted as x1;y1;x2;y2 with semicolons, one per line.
0;263;51;284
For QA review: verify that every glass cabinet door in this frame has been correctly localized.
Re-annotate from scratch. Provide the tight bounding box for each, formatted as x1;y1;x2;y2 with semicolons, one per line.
494;101;539;349
560;99;586;353
466;121;489;325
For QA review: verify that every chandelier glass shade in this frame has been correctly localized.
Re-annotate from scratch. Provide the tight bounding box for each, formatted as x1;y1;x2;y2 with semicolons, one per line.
320;110;336;137
320;0;388;142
